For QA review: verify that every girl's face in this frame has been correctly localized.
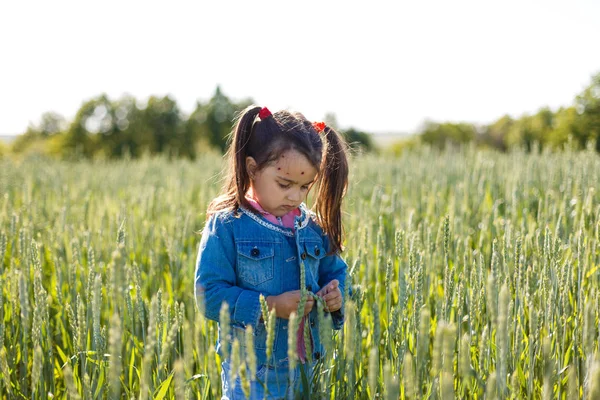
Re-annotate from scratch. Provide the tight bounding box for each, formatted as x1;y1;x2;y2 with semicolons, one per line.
246;149;318;217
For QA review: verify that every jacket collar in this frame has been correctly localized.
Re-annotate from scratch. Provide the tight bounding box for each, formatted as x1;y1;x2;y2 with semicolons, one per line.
239;203;311;237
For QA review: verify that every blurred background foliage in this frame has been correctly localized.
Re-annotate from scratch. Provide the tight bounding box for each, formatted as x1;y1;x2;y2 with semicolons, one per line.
391;71;600;155
5;86;374;160
3;71;600;159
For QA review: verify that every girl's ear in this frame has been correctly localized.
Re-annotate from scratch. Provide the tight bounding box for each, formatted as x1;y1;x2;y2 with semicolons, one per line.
245;156;257;180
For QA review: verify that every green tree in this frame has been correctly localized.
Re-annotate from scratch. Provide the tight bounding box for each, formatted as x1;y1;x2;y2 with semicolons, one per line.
62;94;113;158
531;107;554;146
505;115;538;151
141;95;184;156
322;113;374;152
204;86;252;152
92;94;149;158
575;72;600;150
0;139;7;157
205;86;236;152
549;106;581;149
484;114;514;150
184;101;210;159
504;108;556;151
38;112;67;137
421;121;476;149
342;127;374;152
11;126;42;153
11;112;67;154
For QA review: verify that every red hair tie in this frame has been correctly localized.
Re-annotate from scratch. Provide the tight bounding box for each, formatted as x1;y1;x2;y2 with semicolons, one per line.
313;121;326;134
259;107;272;119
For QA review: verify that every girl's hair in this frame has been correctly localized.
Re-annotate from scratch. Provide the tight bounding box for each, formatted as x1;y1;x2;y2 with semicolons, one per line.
207;105;349;254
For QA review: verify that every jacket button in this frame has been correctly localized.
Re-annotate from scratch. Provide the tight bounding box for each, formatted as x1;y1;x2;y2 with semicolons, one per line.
314;246;320;256
307;285;312;292
310;319;315;327
314;351;321;360
251;247;260;257
301;252;307;260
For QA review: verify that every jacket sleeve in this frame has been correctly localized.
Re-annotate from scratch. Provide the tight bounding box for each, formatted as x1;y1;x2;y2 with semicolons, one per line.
194;212;263;329
318;233;350;330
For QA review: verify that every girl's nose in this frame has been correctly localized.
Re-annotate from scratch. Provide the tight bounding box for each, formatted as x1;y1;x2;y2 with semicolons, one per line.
288;189;301;202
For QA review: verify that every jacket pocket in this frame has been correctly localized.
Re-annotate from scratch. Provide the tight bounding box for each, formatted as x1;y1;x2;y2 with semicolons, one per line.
236;242;275;287
302;241;326;286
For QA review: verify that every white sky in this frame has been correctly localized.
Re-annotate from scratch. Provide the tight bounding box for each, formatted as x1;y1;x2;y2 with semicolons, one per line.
1;0;599;136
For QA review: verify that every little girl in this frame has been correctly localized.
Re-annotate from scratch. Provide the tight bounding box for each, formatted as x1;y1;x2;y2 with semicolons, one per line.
194;105;350;399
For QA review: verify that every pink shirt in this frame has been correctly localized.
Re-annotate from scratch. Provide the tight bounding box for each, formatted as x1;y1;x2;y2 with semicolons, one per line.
244;188;301;229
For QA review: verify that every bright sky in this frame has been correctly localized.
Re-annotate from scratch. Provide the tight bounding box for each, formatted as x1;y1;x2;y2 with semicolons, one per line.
1;0;599;136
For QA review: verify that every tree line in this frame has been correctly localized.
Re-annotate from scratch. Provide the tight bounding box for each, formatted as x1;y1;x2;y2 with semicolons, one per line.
414;71;600;152
5;71;599;158
6;87;373;159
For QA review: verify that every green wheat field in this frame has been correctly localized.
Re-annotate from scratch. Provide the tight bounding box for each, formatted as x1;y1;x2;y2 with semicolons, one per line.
1;145;600;399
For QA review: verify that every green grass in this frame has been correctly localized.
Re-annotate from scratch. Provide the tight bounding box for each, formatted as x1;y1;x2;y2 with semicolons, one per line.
0;145;599;398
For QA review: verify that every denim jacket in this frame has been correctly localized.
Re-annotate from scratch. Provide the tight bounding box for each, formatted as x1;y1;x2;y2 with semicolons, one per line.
194;203;347;368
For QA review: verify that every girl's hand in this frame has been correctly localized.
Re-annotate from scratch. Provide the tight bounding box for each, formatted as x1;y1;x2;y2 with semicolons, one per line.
316;280;343;312
266;291;314;320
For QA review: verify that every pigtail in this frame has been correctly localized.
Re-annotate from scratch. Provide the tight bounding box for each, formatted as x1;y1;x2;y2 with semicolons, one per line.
207;105;261;217
315;125;349;254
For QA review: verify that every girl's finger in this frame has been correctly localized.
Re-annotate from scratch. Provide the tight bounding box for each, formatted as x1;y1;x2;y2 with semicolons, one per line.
327;296;341;307
324;291;341;302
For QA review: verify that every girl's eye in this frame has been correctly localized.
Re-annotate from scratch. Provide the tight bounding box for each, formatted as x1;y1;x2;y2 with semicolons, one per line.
278;182;309;190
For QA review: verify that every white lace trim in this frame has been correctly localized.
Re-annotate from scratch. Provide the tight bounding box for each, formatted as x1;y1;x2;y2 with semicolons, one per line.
239;204;311;236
